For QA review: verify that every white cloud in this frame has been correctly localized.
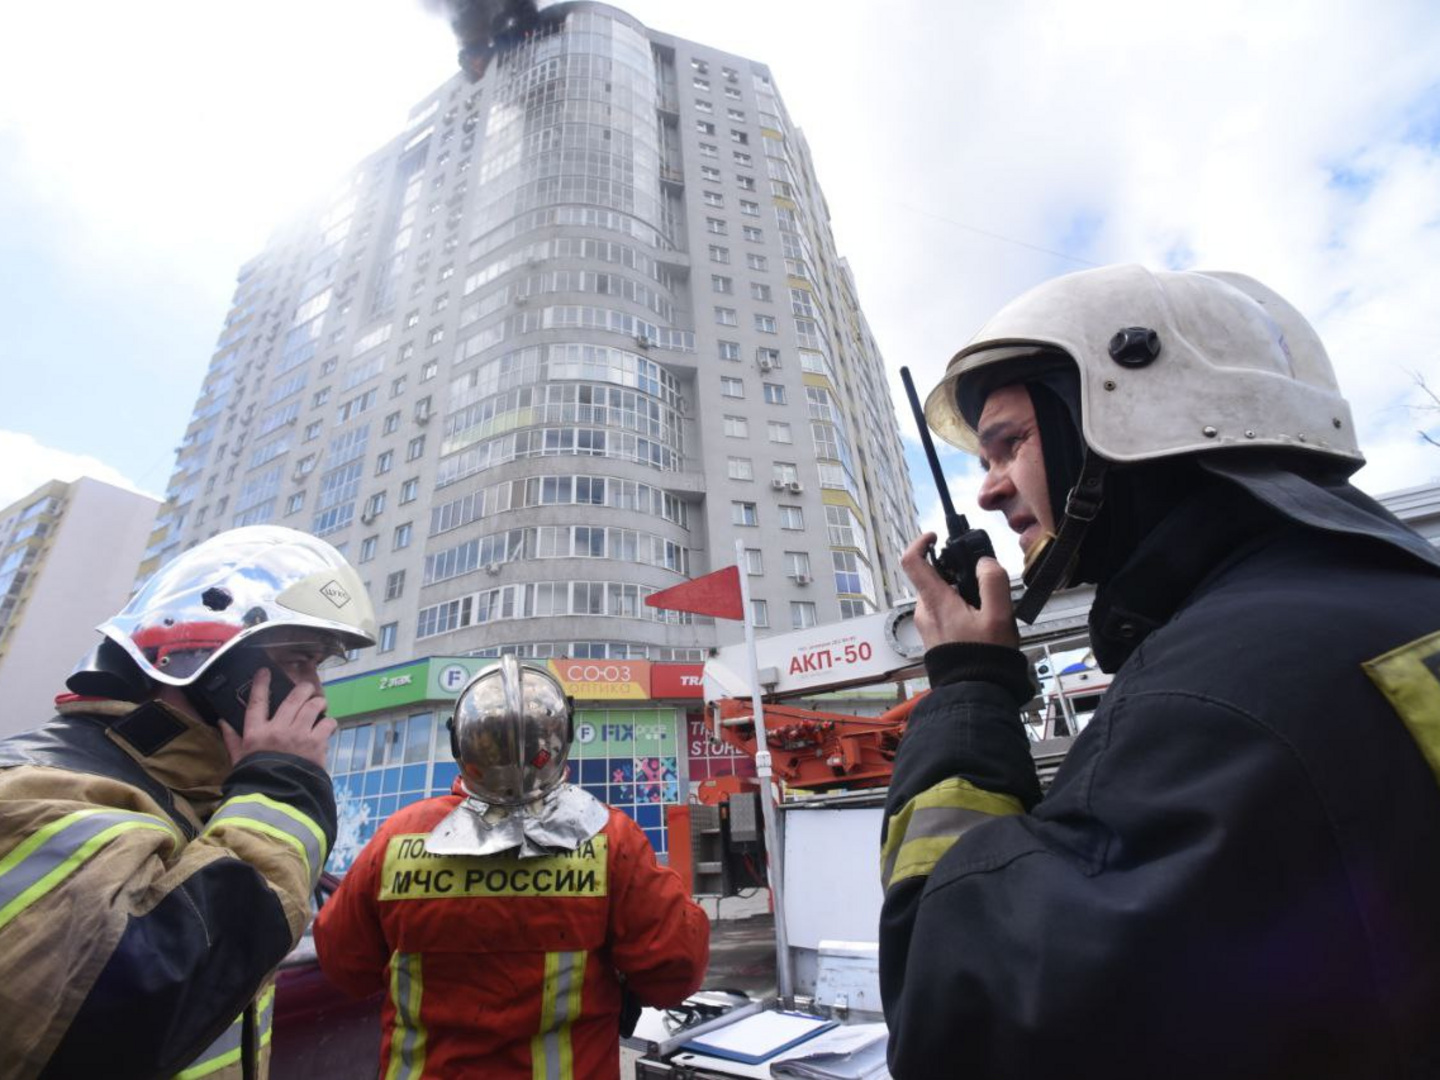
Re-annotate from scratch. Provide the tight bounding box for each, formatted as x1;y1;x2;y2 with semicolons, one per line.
0;431;158;510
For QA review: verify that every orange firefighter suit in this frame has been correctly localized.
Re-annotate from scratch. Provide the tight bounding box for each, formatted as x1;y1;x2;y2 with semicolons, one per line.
314;784;708;1079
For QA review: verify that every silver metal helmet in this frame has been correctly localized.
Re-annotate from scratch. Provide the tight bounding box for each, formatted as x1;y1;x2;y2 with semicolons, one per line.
924;265;1363;470
450;655;573;806
100;525;377;687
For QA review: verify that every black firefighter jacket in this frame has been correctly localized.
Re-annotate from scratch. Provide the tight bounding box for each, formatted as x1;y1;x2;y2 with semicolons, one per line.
880;501;1440;1079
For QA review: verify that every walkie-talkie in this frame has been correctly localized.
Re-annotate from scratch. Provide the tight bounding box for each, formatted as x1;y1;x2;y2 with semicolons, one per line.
900;366;995;608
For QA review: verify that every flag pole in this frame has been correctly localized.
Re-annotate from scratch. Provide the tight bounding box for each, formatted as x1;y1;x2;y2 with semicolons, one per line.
734;537;794;1005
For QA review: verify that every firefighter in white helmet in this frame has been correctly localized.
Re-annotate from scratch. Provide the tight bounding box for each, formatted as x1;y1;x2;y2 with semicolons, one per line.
882;266;1440;1079
0;525;376;1079
315;656;709;1080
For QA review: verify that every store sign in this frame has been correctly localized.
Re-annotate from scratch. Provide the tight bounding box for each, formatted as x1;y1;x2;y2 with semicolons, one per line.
426;658;496;700
549;660;651;700
651;664;705;699
325;659;431;718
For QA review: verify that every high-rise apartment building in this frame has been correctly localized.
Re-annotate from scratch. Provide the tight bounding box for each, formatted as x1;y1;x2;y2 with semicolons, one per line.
147;2;917;675
0;477;161;737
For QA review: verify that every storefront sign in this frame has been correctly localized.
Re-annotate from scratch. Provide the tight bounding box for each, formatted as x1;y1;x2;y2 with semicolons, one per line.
549;660;651;700
326;659;431;718
651;664;705;699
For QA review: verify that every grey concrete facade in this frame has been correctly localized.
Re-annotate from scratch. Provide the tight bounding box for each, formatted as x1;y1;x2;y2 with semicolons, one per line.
0;477;160;736
148;2;918;677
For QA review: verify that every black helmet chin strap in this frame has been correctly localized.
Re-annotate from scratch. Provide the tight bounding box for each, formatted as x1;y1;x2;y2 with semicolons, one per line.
1014;454;1108;624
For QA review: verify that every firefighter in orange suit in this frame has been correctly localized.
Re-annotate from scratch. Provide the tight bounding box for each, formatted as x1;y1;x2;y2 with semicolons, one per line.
315;656;709;1079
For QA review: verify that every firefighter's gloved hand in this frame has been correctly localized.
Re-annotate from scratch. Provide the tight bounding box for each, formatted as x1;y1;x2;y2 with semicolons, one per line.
222;667;336;770
902;533;1019;652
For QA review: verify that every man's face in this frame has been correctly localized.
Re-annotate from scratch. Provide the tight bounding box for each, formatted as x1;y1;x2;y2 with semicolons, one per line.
976;384;1055;555
257;627;346;691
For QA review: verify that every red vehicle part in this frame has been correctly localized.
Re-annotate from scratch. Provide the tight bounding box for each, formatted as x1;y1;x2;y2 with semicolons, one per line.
711;694;922;792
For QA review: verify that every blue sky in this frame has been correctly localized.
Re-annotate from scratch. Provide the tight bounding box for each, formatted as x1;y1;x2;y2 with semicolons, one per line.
3;0;1440;575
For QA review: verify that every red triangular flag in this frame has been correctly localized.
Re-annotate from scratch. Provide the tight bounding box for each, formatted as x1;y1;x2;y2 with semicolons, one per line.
645;565;744;620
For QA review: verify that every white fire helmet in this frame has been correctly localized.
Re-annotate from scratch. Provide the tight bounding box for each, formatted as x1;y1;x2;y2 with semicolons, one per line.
99;525;377;687
924;264;1363;472
449;655;573;806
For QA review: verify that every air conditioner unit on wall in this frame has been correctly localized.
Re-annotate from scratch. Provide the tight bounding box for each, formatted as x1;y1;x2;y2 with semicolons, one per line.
794;574;812;586
757;357;774;372
770;479;787;490
787;480;804;493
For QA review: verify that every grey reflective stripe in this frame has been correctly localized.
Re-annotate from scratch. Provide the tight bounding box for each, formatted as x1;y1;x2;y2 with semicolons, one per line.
387;951;427;1080
204;794;326;885
0;809;177;932
536;950;586;1080
879;805;998;888
175;989;274;1078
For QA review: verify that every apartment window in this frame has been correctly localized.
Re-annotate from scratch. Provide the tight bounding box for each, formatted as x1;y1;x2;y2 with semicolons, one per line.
359;535;379;563
754;314;777;333
834;551;865;593
725;85;742;100
285;492;305;515
757;347;781;369
711;274;733;294
377;622;398;653
312;388;331;407
749;599;769;627
364;492;387;519
699;142;718;158
701;164;721;181
773;461;799;484
375;449;394;475
734;151;753;167
694;76;710;90
721;376;744;398
691;58;708;73
405;310;420;328
744;548;764;575
768;420;793;443
715;307;738;327
708;244;730;264
295;454;317;477
399;477;420;503
784;551;811;579
399;342;415;361
723;66;738;82
304;421;322;441
439;264;455;281
791;602;818;630
763;383;787;405
743;225;764;242
390;375;407;398
740;199;760;216
427;326;444;346
727;456;754;481
407;435;425;461
432;294;449;313
384;569;405;601
718;340;742;361
703;190;723;207
320;356;339;376
696;120;715;135
732;501;758;526
727;107;746;121
695;97;713;113
778;505;805;530
750;282;772;302
746;252;767;270
422;359;438;381
731;130;750;147
724;415;749;438
706;217;727;235
383;411;401;435
393;521;413;550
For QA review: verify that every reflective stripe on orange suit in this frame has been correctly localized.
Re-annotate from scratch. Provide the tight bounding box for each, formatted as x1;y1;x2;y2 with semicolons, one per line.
314;791;709;1080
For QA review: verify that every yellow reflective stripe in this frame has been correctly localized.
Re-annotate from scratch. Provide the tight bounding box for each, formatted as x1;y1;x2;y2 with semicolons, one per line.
532;950;586;1080
174;988;275;1079
880;777;1025;890
0;809;178;932
205;793;327;884
385;951;427;1080
1364;630;1440;785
